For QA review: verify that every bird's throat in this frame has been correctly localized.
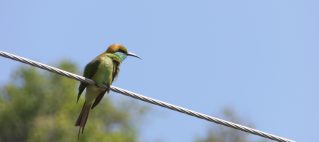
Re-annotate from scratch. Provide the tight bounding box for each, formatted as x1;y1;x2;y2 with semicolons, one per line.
114;52;127;62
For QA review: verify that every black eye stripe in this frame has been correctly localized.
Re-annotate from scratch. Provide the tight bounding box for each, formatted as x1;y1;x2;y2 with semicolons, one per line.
116;51;124;53
116;49;126;54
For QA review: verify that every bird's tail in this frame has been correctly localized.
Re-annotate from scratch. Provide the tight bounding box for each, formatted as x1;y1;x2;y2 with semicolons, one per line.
75;101;92;139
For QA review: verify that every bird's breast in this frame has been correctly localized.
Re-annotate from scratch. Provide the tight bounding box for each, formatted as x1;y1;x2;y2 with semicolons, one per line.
91;57;113;85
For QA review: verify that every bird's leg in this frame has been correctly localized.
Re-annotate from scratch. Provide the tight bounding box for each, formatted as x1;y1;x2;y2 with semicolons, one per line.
95;83;105;88
103;82;111;91
95;82;110;91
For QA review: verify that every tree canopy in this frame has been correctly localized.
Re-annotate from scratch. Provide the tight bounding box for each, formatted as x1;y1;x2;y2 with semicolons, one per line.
195;107;269;142
0;61;147;142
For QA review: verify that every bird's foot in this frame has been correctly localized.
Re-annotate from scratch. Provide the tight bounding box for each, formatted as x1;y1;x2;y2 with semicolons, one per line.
96;83;110;90
96;83;105;88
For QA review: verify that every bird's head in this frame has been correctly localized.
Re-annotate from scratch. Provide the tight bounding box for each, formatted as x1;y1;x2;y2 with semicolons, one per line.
106;44;141;60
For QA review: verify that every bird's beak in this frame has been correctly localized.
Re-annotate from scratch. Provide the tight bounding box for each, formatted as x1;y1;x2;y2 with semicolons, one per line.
127;52;142;59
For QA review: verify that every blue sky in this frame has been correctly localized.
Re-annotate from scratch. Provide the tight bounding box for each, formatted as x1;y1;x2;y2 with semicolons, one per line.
0;0;318;141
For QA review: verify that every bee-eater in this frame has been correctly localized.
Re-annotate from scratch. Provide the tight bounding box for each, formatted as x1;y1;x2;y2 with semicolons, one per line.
75;44;140;137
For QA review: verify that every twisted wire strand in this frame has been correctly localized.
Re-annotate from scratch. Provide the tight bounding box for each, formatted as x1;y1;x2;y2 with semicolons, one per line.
0;51;294;142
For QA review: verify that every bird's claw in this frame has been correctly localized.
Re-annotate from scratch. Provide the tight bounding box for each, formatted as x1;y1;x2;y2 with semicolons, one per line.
96;83;110;90
96;83;104;88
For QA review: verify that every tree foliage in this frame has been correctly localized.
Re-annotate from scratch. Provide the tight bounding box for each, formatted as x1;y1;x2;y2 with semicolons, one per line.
195;107;269;142
0;61;147;142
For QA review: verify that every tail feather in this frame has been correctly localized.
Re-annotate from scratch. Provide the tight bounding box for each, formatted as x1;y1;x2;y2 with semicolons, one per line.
75;102;91;139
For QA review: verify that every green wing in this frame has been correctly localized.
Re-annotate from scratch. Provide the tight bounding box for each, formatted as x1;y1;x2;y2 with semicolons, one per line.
77;60;101;102
111;60;120;81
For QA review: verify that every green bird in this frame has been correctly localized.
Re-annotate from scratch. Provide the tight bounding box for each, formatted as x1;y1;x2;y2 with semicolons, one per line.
75;44;141;136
